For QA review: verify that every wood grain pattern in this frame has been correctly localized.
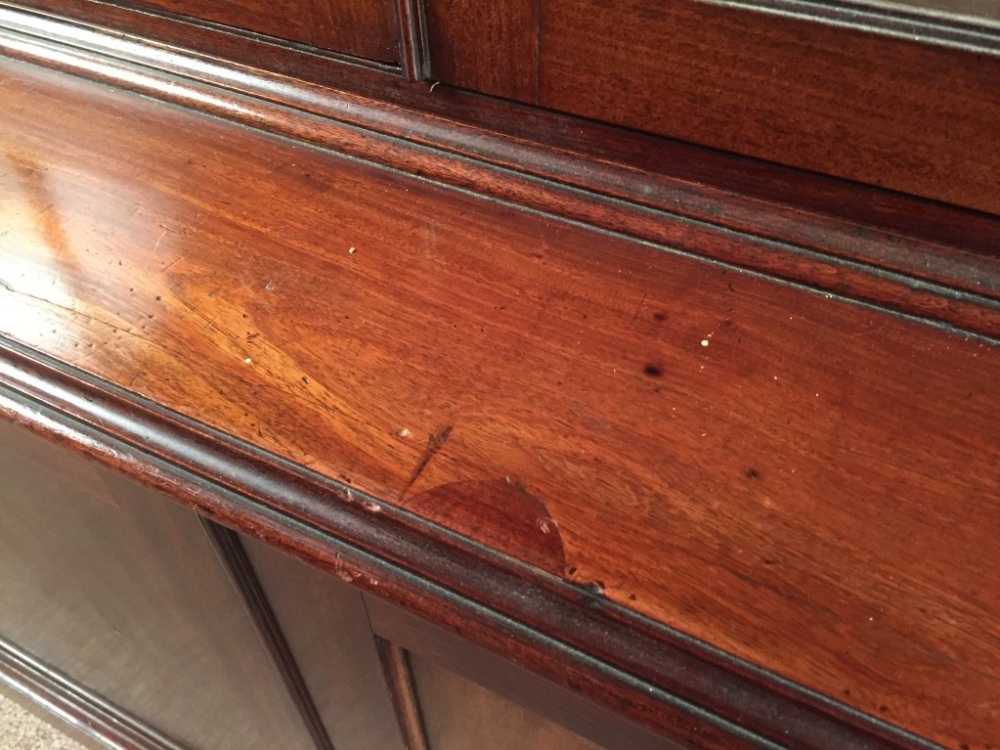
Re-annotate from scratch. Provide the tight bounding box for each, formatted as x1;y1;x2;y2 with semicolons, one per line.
424;0;537;101
425;0;1000;213
0;635;186;750
1;54;999;749
42;0;400;62
0;418;318;750
0;337;780;750
3;4;1000;342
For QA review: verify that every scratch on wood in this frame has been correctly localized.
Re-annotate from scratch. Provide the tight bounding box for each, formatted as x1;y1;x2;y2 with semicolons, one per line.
399;424;453;499
160;254;186;273
153;226;169;252
632;292;647;321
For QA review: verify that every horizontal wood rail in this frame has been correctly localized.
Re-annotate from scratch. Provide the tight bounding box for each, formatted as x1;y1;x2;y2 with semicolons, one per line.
0;14;997;749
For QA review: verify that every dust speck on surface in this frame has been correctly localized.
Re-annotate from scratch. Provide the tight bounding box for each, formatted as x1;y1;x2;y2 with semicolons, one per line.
348;246;356;254
396;427;411;438
244;357;252;364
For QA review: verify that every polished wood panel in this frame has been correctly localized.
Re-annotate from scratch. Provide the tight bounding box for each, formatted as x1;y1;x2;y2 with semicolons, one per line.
28;0;401;62
0;55;998;749
0;420;317;750
202;522;335;750
409;655;605;750
425;0;1000;213
240;537;408;750
366;596;682;750
0;634;185;750
0;340;773;750
4;2;1000;345
424;0;537;101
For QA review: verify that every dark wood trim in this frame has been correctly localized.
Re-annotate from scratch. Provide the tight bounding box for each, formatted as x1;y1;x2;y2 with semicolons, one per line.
367;597;686;750
1;4;998;344
393;0;429;81
0;336;945;750
5;0;402;76
0;633;186;750
700;0;1000;56
199;519;336;750
373;638;430;750
6;2;1000;212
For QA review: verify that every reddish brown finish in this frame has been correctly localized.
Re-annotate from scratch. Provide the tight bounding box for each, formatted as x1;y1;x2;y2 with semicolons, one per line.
17;0;401;64
424;0;537;101
4;4;1000;327
426;0;1000;213
405;480;567;576
0;419;317;750
0;339;774;750
240;537;410;750
1;54;999;750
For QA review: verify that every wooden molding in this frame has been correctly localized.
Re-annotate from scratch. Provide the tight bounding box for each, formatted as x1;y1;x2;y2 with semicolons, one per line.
0;5;998;343
394;0;429;81
0;634;186;750
0;10;996;747
200;520;335;750
373;638;431;750
0;336;942;750
708;0;1000;54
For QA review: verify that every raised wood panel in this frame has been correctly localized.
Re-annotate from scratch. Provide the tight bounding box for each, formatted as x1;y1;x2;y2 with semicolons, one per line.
424;0;1000;214
240;537;408;750
21;0;401;63
424;0;537;101
409;654;605;750
365;595;681;750
1;54;999;748
0;420;316;750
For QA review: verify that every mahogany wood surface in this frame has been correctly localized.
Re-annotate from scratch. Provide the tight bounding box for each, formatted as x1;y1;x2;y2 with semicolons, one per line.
58;0;400;62
1;52;999;750
0;634;187;750
0;336;874;750
0;418;317;750
3;4;998;345
240;536;409;750
426;0;1000;214
366;596;682;750
424;0;537;102
201;521;336;750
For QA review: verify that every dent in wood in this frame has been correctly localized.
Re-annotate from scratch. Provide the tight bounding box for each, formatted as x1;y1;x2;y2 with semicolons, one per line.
402;478;567;576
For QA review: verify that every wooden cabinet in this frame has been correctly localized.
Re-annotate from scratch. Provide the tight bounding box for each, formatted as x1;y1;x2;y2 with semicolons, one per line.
0;420;317;750
122;0;400;61
0;414;651;749
0;1;997;749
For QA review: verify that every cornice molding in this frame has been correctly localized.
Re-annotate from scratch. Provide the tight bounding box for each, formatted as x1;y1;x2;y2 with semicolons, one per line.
1;4;999;343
